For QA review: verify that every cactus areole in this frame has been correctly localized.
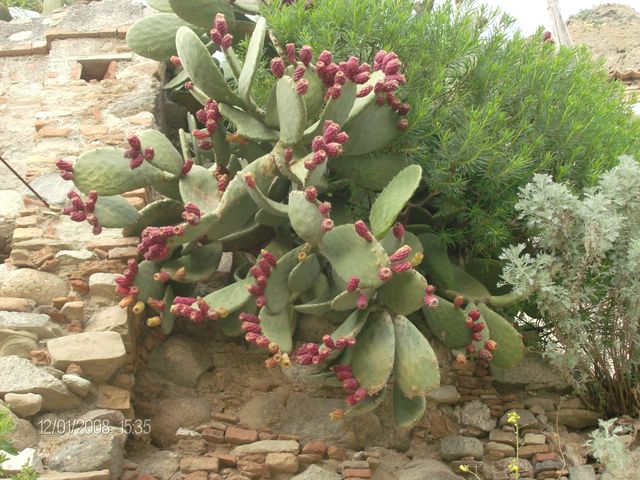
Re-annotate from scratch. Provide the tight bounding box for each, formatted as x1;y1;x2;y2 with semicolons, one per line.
61;7;525;428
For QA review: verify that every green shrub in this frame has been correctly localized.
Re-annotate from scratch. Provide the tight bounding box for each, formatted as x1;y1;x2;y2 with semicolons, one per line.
266;0;640;259
500;156;640;416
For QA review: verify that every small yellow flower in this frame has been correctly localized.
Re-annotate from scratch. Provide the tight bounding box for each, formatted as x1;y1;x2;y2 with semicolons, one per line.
509;462;519;472
459;465;471;472
507;410;520;425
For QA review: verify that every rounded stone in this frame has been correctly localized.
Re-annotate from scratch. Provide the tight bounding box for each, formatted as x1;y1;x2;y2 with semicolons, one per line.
4;392;43;417
0;269;69;306
150;397;211;448
440;436;483;461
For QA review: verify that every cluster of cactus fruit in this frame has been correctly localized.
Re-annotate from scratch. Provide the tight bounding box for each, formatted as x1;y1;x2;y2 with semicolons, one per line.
57;1;525;428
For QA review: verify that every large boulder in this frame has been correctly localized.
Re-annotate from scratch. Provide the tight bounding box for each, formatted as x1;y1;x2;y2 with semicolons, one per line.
47;332;126;383
85;306;133;352
146;335;214;388
47;428;127;480
150;397;211;448
0;356;81;411
0;269;68;306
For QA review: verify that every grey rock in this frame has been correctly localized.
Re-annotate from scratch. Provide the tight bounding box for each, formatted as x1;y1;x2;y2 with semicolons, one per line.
48;428;126;479
553;409;601;429
1;448;43;474
78;409;126;427
85;306;133;352
0;356;80;411
534;459;564;475
88;273;119;304
231;440;300;457
524;397;556;412
147;335;214;388
491;352;571;391
61;374;92;397
0;328;38;358
0;311;64;338
29;174;78;205
292;464;341;480
496;458;533;477
0;269;69;306
136;450;180;480
568;465;596;480
0;190;23;238
4;392;42;417
498;409;539;429
460;400;496;432
440;436;483;461
398;459;464;480
47;331;126;383
54;249;95;264
2;406;39;450
426;385;460;405
150;397;211;448
36;472;110;480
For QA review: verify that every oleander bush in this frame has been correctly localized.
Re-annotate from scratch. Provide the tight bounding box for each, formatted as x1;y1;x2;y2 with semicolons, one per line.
501;156;640;416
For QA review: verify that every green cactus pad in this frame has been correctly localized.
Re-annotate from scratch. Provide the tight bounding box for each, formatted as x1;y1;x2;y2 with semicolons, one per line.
392;382;427;429
232;0;261;14
259;306;294;353
221;220;273;251
179;165;219;213
303;370;342;388
164;69;190;91
293;299;332;316
348;70;384;121
73;147;168;196
288;191;325;245
277;77;307;146
255;209;288;227
343;104;401;156
146;0;172;12
160;242;223;282
345;389;387;417
300;69;326;120
175;27;243;106
303;81;357;141
351;310;395;395
169;0;234;29
488;293;526;308
152;176;183;202
287;254;321;293
126;14;204;61
393;314;440;398
203;277;252;314
138;130;184;176
289;154;328;189
238;17;266;105
93;195;141;229
380;229;402;255
418;233;454;289
264;246;303;314
477;304;524;368
318;224;389;289
329;152;410;192
218;103;279;142
123;199;184;237
445;265;491;303
369;164;422;238
161;284;177;335
422;296;471;349
378;270;428;316
135;261;167;303
218;305;253;337
242;179;288;217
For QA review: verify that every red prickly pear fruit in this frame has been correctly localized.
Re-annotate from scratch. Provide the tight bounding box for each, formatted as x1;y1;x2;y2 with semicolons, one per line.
261;250;278;268
221;34;233;50
391;261;412;273
170;55;181;66
346;276;360;292
342;378;358;392
479;348;493;361
312;136;325;152
468;310;481;322
242;172;256;189
318;50;332;65
286;43;296;63
181;159;194;176
471;322;485;333
356;291;368;310
293;65;306;81
154;272;171;283
472;332;483;341
184;81;194;90
322;335;335;349
354;220;372;242
304;186;318;202
296;79;309;95
389;245;412;263
271;57;285;78
300;45;313;66
321;218;334;232
397;119;409;131
284;147;294;164
485;339;498;351
255;296;267;308
357;85;373;98
392;222;405;239
127;134;141;150
465;344;475;353
353;387;366;402
378;267;392;282
465;318;474;329
424;293;439;308
453;295;465;308
318;202;331;215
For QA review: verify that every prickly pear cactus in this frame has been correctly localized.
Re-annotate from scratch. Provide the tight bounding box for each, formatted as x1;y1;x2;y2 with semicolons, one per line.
56;10;524;428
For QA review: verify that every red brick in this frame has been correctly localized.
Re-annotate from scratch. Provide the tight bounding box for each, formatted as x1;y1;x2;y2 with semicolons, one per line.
36;127;71;138
519;444;549;459
225;426;258;445
180;457;219;473
201;428;225;443
343;468;372;479
212;413;239;424
534;452;558;463
213;454;237;467
302;440;326;456
258;431;277;440
297;454;323;464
